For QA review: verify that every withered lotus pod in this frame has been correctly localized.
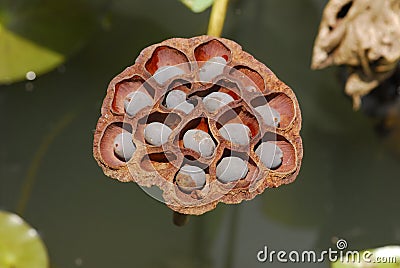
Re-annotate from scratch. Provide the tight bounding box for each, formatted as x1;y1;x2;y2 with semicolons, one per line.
93;36;303;215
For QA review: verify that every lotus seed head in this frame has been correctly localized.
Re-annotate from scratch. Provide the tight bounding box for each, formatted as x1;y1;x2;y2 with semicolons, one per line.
113;132;136;161
219;123;251;145
124;91;153;117
153;66;186;85
199;56;227;82
144;122;172;146
255;141;283;169
216;156;248;183
255;105;280;128
183;129;216;157
176;165;206;193
203;92;234;113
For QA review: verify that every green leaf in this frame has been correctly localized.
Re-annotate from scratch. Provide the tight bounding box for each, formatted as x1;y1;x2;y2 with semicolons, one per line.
0;0;97;84
0;211;49;268
180;0;214;13
0;24;64;85
332;246;400;268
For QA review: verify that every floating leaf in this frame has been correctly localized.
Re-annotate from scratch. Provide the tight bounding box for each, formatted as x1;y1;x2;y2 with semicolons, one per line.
0;0;97;84
180;0;214;13
0;211;49;268
332;246;400;268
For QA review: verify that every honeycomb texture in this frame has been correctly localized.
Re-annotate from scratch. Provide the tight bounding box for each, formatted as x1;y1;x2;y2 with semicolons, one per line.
93;36;303;215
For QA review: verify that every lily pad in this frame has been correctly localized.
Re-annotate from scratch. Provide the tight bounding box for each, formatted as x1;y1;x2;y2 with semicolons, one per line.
0;211;49;268
180;0;214;13
332;246;400;268
0;0;97;84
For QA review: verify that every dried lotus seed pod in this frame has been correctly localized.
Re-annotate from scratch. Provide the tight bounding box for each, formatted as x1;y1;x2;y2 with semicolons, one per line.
93;36;303;216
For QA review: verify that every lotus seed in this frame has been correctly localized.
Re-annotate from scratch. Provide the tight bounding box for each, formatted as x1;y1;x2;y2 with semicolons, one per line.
255;105;280;128
166;90;186;108
183;129;216;157
153;66;186;85
124;91;153;117
165;90;194;114
113;132;136;161
216;157;248;183
203;92;234;113
255;141;283;169
199;56;227;82
173;101;194;114
144;122;172;146
219;123;251;145
176;165;206;193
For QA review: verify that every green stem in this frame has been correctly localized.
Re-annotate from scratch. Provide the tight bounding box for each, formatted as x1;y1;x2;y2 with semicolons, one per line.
207;0;230;37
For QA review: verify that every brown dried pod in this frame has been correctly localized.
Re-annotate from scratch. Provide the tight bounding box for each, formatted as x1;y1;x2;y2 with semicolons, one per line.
311;0;400;109
93;36;303;215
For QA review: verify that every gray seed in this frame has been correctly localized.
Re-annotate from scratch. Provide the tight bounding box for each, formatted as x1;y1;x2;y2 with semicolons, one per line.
176;165;206;193
113;132;136;161
183;129;216;157
124;91;153;117
199;56;227;82
144;122;172;146
153;66;186;85
219;123;250;145
173;101;194;114
165;90;194;114
166;90;186;108
203;92;234;113
216;157;248;183
255;141;283;169
255;105;281;128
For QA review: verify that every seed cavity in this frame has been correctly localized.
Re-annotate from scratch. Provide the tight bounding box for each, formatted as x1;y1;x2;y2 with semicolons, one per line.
199;56;227;82
153;66;186;85
176;165;206;194
255;105;280;128
216;156;248;183
124;91;153;117
183;129;216;157
165;90;194;114
113;132;136;161
144;122;172;146
203;92;234;113
255;141;283;169
219;123;251;145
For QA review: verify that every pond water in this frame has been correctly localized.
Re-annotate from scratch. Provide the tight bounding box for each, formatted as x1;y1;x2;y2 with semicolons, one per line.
1;0;399;267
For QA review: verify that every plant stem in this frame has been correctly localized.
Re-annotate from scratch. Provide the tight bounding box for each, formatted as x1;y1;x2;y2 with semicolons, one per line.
224;206;239;268
207;0;230;37
173;211;189;226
